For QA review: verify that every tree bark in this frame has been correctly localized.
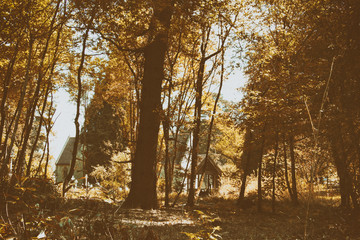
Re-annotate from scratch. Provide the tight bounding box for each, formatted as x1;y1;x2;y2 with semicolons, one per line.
186;59;205;207
257;128;266;212
330;137;350;208
238;129;252;204
272;133;279;213
122;1;173;209
163;115;170;207
289;134;299;205
330;123;358;209
282;135;293;200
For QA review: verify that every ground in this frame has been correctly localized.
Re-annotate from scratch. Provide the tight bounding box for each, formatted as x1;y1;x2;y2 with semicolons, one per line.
1;181;359;239
3;199;360;239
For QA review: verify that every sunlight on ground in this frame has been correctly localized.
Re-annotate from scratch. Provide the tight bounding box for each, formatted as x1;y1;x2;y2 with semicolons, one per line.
116;209;195;227
120;217;194;226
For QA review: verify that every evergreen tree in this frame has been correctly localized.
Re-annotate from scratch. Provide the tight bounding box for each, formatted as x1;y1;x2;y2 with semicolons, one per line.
82;89;127;175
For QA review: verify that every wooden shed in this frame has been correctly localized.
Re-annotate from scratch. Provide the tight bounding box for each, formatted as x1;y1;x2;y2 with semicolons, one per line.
194;155;222;192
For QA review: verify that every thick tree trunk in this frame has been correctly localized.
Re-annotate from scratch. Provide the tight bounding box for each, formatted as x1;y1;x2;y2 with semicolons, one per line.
330;124;358;209
331;138;350;208
122;1;172;209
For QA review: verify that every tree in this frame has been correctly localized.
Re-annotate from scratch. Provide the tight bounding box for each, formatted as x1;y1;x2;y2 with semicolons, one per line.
239;0;360;210
82;84;127;175
121;0;174;209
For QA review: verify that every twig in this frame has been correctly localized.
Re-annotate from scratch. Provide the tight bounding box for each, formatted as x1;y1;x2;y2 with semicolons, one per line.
5;202;17;235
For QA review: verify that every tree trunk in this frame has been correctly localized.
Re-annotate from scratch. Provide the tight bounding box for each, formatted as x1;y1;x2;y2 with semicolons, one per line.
282;136;293;200
187;26;214;207
122;1;172;209
186;55;206;207
16;0;61;178
43;92;55;178
330;137;350;208
26;8;63;177
172;150;191;207
163;115;170;207
62;13;93;196
257;152;263;212
2;33;34;181
26;83;50;177
0;37;22;154
194;47;225;200
272;133;279;213
257;130;266;212
289;134;299;205
330;124;359;209
238;129;252;204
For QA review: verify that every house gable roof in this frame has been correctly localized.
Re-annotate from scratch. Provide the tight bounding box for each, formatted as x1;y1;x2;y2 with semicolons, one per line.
55;137;76;165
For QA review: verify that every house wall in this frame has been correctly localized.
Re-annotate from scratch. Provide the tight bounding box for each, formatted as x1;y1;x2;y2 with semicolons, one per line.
55;159;84;184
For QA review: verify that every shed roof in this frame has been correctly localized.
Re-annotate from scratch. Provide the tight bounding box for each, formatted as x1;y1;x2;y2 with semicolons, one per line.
55;137;78;165
196;154;222;175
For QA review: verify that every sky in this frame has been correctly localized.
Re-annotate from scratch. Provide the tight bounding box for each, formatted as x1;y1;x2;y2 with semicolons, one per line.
49;69;247;169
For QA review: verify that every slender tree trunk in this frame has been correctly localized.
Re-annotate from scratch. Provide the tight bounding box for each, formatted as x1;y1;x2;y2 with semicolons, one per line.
172;150;191;207
283;136;293;200
62;13;93;196
163;114;170;207
238;130;252;204
272;133;279;213
257;129;266;212
163;76;173;207
43;92;55;179
289;134;299;205
26;10;63;176
187;26;215;207
0;37;22;153
257;154;263;212
122;1;173;209
15;0;61;178
195;47;225;199
26;83;50;176
3;33;34;181
186;56;205;207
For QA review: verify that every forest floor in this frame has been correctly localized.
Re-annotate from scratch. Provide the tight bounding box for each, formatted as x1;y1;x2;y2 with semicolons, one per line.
61;196;359;240
1;184;360;239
